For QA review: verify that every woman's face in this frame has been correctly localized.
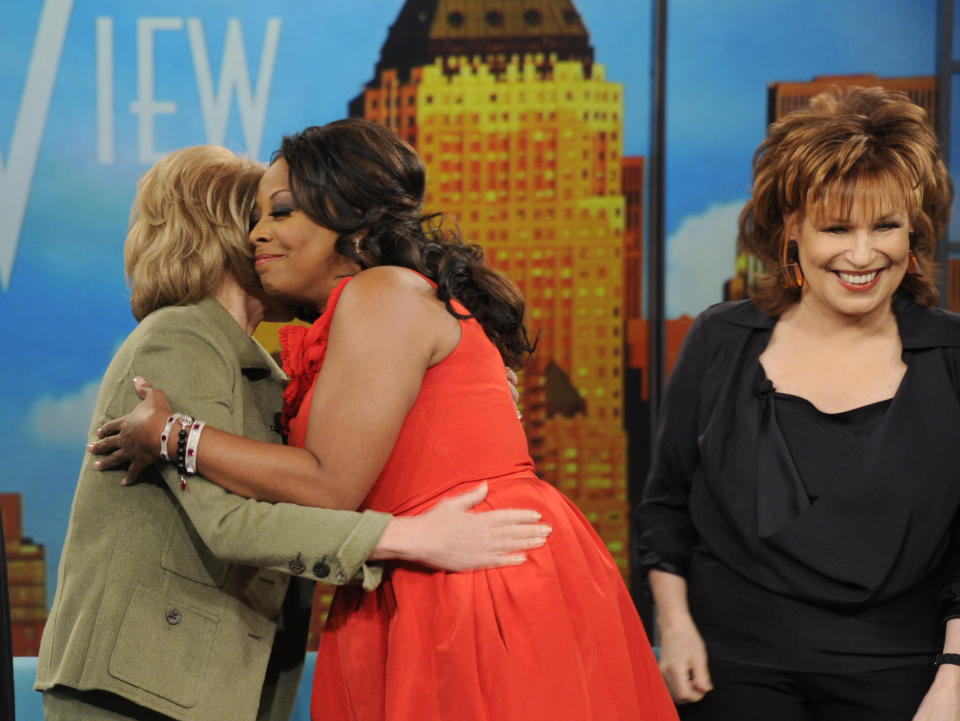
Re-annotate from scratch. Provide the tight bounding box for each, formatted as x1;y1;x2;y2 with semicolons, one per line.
793;197;911;322
249;159;360;311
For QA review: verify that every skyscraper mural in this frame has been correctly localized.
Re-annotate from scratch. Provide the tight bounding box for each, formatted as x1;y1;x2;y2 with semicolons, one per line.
355;0;632;570
0;0;945;658
290;0;638;646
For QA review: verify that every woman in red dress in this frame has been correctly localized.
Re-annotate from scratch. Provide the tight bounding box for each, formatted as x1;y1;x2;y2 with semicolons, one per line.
93;119;677;721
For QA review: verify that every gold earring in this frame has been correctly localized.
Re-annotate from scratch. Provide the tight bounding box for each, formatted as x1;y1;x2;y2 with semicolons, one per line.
780;237;804;289
906;251;922;276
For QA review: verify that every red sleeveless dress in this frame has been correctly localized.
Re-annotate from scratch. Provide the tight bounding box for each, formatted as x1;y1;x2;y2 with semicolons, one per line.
281;275;677;721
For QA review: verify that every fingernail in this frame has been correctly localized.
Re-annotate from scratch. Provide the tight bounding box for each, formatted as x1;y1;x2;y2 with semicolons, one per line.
86;443;94;451
514;554;527;564
132;376;143;383
93;461;101;470
121;479;128;486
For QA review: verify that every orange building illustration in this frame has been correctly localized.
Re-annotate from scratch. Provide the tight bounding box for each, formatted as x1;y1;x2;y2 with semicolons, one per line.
356;0;629;557
1;493;46;655
623;155;645;377
301;0;639;647
768;74;937;124
727;73;941;304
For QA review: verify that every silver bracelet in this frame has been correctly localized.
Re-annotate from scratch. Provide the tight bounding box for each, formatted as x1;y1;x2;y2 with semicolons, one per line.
160;413;187;461
184;420;205;475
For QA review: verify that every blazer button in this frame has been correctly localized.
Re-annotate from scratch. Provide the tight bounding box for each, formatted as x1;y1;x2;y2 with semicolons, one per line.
165;608;182;625
289;558;306;575
312;562;331;579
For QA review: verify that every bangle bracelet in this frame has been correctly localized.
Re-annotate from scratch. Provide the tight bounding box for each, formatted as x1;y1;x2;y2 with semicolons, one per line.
936;653;960;666
160;413;186;461
184;420;205;475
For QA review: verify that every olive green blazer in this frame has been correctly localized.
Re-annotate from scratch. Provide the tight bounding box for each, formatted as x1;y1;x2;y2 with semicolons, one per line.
35;297;390;721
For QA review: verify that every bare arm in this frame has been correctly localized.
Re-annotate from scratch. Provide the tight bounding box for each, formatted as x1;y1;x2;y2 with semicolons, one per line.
912;618;960;721
94;269;456;510
649;568;713;704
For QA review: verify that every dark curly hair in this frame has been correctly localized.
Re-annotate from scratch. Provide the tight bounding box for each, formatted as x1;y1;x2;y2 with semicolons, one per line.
275;118;534;368
739;86;953;315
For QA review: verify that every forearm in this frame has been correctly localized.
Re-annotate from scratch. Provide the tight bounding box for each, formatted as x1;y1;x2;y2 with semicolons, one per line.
169;462;390;585
649;568;696;629
166;422;360;510
935;619;960;686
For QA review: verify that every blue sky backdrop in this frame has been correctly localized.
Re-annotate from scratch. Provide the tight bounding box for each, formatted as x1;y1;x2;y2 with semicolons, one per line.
0;0;950;605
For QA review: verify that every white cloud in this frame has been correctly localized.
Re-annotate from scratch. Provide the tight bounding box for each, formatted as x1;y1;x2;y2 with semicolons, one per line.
666;199;746;317
28;379;102;447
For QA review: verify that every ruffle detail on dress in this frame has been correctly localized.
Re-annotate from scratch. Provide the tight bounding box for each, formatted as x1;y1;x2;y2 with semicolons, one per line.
278;277;353;437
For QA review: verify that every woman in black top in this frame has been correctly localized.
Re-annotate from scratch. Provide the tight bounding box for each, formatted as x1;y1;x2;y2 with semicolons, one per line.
636;86;957;720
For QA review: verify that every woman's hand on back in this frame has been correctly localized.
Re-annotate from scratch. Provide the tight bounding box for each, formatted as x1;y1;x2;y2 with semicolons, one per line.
370;481;552;570
88;377;172;485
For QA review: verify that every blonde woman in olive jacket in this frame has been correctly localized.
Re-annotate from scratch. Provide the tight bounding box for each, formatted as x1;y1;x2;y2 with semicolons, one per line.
35;147;549;721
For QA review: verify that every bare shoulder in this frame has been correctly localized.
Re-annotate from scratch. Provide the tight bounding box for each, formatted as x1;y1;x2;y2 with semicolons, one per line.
338;266;436;313
335;267;458;362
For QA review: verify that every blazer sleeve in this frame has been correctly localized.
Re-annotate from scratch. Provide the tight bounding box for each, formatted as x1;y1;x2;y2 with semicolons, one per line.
126;321;390;591
633;312;710;576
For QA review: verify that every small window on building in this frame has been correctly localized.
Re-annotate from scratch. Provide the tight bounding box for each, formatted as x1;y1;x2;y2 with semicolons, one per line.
485;10;504;26
447;11;465;28
523;9;542;25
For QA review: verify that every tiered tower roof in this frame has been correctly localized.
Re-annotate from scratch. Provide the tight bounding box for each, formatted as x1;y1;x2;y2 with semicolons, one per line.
371;0;593;82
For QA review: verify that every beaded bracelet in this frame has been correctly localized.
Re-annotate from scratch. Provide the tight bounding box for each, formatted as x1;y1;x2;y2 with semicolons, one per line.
174;415;194;490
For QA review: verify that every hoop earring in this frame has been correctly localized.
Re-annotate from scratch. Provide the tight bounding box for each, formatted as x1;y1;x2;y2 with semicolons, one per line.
780;237;804;289
354;238;362;256
906;250;922;276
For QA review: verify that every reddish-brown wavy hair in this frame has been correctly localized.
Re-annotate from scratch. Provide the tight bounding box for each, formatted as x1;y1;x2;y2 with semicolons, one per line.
739;86;953;315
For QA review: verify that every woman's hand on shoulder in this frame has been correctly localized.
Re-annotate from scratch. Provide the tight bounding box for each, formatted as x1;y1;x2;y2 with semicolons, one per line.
913;664;960;721
87;377;172;485
657;613;713;704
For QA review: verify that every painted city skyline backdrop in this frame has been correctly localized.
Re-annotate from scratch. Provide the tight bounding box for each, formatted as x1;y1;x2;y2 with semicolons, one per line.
0;0;947;654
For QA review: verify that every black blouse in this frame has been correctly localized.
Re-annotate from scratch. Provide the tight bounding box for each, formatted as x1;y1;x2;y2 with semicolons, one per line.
635;296;960;672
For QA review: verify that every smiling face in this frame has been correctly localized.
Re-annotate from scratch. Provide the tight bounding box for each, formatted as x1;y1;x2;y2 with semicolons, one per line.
792;183;912;323
249;159;361;311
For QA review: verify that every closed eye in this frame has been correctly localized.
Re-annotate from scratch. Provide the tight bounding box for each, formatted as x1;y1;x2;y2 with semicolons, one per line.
875;222;902;231
270;206;293;219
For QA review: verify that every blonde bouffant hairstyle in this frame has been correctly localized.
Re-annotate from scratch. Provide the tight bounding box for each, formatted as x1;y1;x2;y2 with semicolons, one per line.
739;86;953;315
125;145;264;321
